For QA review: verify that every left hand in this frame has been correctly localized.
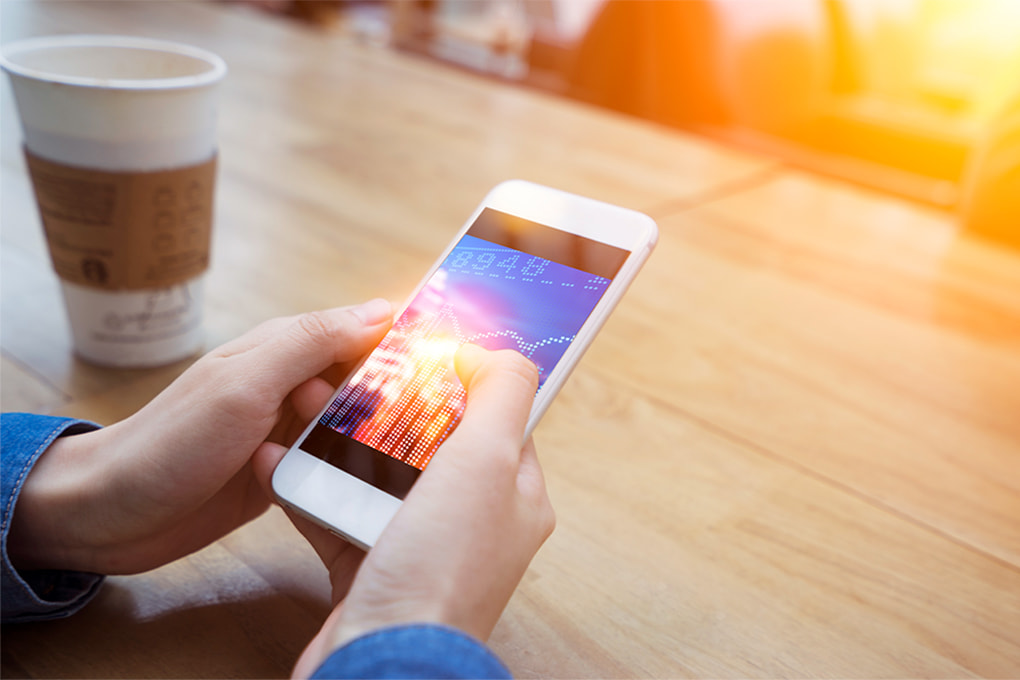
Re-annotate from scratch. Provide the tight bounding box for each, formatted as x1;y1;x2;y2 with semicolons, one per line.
7;300;393;575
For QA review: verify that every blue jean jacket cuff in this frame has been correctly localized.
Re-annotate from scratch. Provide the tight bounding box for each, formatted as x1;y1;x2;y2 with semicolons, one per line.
311;623;513;679
1;413;105;623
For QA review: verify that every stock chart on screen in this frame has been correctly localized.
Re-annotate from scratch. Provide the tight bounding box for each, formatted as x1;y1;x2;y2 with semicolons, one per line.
318;233;612;470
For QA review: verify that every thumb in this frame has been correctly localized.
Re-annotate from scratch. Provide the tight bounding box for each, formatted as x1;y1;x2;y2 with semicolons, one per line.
220;299;393;400
447;344;538;451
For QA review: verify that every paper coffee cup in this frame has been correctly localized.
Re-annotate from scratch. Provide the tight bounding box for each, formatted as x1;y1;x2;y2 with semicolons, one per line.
1;35;226;367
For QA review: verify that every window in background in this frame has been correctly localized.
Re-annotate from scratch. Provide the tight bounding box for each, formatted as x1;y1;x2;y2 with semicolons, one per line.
383;0;1020;216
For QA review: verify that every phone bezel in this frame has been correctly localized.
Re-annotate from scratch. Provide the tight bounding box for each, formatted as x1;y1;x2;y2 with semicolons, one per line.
272;180;658;548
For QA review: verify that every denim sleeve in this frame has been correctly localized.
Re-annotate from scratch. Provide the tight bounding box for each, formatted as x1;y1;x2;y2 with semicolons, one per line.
310;624;512;679
1;412;105;623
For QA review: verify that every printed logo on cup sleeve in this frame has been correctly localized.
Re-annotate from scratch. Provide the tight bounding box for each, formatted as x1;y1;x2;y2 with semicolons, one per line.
24;149;216;291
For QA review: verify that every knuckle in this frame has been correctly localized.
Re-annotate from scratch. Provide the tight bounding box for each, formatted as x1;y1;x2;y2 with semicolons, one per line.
542;503;558;534
460;433;517;473
543;504;557;537
294;310;336;343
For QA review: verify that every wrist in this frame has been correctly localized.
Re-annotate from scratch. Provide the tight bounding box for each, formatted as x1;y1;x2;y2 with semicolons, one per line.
7;427;108;573
324;591;452;653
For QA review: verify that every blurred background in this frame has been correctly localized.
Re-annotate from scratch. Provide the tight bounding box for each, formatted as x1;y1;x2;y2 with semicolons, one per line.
259;0;1020;248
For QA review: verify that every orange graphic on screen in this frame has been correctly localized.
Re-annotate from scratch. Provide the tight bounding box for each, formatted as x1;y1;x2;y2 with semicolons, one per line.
323;302;468;469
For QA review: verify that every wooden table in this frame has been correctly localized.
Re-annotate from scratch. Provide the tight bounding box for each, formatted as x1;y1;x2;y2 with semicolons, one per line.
3;2;1019;678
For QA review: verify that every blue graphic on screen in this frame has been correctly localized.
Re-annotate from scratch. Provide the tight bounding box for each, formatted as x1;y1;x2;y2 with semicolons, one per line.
319;234;611;469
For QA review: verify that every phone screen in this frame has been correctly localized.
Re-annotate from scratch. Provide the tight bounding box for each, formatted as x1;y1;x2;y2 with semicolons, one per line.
299;208;628;499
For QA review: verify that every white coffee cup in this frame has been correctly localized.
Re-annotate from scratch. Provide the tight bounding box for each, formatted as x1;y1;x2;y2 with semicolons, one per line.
1;35;226;367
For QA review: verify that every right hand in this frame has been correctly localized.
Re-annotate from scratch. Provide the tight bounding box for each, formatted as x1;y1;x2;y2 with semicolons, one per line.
255;344;556;678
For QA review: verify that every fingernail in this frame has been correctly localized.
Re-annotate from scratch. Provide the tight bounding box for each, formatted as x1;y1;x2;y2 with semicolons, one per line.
351;298;392;325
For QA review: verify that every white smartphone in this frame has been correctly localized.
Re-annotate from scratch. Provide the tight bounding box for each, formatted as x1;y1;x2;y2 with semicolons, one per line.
272;180;658;549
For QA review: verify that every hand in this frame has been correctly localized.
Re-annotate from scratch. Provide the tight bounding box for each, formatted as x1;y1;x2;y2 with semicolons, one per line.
253;345;556;678
7;299;393;575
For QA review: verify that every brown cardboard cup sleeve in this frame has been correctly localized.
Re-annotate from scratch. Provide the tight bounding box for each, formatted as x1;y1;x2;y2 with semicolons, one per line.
24;149;216;291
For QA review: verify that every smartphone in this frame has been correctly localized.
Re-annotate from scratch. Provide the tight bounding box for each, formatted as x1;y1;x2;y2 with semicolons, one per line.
272;180;658;549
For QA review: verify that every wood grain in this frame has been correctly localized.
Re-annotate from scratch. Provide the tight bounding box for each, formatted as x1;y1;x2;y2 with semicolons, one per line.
2;2;1018;678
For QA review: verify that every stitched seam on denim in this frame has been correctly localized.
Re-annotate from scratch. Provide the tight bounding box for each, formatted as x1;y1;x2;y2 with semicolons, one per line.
3;420;77;603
